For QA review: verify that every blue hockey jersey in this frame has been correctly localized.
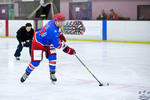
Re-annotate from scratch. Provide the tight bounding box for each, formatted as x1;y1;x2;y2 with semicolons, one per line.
35;20;61;48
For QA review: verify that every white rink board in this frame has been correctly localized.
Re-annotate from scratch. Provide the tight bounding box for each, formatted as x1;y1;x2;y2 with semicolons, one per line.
0;20;6;36
107;21;150;42
9;20;34;36
1;20;150;42
43;20;102;40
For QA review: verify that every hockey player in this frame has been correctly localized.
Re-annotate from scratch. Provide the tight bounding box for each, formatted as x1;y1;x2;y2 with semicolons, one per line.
20;13;76;83
14;23;34;60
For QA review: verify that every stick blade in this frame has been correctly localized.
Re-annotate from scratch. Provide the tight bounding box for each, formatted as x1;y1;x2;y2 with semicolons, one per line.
99;83;109;86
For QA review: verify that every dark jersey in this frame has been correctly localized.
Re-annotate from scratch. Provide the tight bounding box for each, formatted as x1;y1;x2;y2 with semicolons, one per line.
16;26;34;42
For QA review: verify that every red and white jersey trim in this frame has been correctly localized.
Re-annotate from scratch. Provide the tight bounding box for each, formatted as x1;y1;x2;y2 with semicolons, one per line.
57;42;63;49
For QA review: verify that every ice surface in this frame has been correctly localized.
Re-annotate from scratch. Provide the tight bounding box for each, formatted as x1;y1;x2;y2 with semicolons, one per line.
0;38;150;100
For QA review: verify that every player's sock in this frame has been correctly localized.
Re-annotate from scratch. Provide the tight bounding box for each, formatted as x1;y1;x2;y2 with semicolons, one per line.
20;61;40;83
26;61;40;74
20;72;30;83
50;71;57;82
48;55;56;72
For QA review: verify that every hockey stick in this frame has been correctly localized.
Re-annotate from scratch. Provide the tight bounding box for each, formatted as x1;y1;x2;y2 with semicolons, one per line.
75;54;108;86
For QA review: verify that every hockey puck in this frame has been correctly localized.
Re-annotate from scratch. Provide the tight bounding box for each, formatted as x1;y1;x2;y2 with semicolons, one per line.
107;83;109;86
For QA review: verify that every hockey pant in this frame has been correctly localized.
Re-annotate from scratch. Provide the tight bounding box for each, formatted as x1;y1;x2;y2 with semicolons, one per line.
25;41;57;74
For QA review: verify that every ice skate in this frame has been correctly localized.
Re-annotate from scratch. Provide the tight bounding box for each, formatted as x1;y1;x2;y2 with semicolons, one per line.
16;57;20;60
50;71;57;83
20;72;30;83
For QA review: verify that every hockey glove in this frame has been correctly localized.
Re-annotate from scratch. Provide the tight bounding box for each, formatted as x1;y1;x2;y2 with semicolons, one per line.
59;34;66;42
23;42;30;47
63;46;76;55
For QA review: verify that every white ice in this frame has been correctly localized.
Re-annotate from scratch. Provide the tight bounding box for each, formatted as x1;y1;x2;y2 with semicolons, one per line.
0;38;150;100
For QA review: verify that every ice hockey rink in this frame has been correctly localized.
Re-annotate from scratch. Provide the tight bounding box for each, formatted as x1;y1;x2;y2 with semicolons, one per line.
0;38;150;100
